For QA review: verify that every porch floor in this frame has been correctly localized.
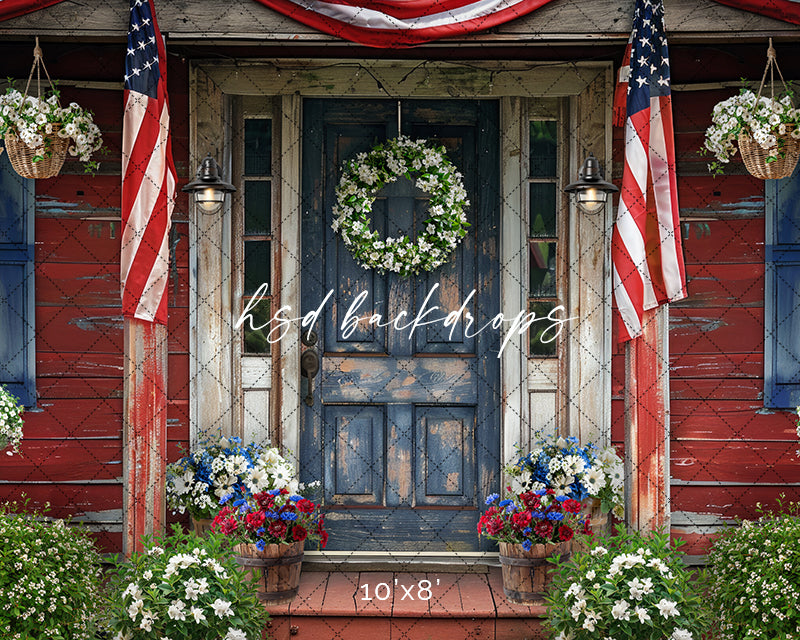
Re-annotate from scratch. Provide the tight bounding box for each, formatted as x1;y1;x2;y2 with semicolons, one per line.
263;568;547;640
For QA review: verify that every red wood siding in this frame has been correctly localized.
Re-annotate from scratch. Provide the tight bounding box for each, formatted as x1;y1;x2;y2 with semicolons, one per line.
612;53;800;558
669;84;798;556
2;46;190;554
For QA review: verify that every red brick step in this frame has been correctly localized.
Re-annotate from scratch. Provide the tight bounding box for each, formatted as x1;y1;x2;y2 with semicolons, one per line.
263;568;547;640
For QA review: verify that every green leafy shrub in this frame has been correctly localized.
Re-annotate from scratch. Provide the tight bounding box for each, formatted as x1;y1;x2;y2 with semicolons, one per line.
703;497;800;640
0;500;103;640
545;525;708;640
107;525;268;640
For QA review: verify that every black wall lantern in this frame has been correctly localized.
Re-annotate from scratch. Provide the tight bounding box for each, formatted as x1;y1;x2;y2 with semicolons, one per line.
182;153;236;214
564;152;618;215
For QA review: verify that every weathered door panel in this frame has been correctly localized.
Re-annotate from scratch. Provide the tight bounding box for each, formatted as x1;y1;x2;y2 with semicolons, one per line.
300;98;500;551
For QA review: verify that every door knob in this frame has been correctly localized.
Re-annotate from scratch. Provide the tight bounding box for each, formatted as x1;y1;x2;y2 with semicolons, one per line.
300;348;320;407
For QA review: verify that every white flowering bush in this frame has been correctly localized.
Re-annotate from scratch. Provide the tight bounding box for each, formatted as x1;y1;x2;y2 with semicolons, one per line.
166;436;301;520
0;384;24;455
545;525;708;640
333;135;469;276
0;87;103;170
703;88;800;175
703;497;800;640
0;500;103;640
795;405;799;455
506;435;625;519
108;525;268;640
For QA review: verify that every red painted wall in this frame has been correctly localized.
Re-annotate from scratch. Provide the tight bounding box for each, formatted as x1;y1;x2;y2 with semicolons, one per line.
612;45;800;557
0;43;191;553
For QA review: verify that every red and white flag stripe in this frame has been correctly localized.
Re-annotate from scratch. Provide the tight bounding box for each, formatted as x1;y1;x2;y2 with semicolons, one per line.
611;0;687;343
121;0;176;325
252;0;557;46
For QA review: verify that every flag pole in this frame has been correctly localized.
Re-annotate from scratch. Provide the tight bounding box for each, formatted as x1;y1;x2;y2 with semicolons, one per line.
123;318;169;556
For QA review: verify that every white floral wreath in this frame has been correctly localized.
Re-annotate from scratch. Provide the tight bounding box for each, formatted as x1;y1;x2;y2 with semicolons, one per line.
332;136;469;277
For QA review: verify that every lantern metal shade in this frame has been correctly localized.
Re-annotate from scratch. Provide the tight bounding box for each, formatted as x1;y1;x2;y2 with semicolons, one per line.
564;152;618;214
182;153;236;214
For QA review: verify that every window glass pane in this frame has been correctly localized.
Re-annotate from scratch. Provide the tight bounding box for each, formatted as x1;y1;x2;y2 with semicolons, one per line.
245;181;271;235
244;240;270;296
244;119;272;176
529;300;558;357
243;297;271;354
529;120;557;177
529;183;557;237
529;241;557;297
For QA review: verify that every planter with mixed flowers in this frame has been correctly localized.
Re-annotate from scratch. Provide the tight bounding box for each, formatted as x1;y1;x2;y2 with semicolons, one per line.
478;488;589;605
165;436;301;532
108;525;268;640
212;488;327;605
545;525;708;640
506;435;625;525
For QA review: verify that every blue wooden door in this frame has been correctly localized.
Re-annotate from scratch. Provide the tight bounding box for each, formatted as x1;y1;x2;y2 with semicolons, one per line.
300;99;500;551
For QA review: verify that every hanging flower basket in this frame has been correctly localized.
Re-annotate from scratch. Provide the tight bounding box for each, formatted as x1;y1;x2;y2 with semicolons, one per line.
4;124;69;179
738;125;800;180
0;37;103;179
703;39;800;179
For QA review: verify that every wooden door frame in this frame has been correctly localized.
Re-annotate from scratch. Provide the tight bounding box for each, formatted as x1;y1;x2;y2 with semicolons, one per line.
189;58;615;525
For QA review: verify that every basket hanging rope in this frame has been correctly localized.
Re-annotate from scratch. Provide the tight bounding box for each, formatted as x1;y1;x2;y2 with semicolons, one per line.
738;38;800;180
4;37;69;179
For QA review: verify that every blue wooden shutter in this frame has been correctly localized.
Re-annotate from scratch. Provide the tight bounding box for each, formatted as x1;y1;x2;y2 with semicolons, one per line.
0;152;35;407
765;164;800;409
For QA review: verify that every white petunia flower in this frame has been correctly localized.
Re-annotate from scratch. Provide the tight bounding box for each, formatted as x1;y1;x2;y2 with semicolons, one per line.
211;598;234;618
656;599;679;618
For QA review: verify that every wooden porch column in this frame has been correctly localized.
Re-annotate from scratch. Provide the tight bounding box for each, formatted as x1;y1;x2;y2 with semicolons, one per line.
123;317;168;556
624;305;670;531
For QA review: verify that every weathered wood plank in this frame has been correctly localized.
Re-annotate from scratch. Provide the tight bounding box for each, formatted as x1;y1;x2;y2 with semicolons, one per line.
669;307;763;355
34;176;122;218
123;319;168;555
671;441;800;484
37;351;123;377
201;60;611;99
4;440;123;482
36;377;123;400
680;218;764;265
672;400;797;441
1;0;797;39
0;484;121;518
321;356;478;404
35;263;120;307
674;262;763;308
36;306;123;353
671;484;800;520
624;307;670;531
670;379;762;401
669;352;763;379
677;175;764;219
36;218;121;263
167;401;190;442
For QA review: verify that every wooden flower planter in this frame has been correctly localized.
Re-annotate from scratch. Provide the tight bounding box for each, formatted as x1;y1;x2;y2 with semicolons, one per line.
498;540;571;605
234;540;304;605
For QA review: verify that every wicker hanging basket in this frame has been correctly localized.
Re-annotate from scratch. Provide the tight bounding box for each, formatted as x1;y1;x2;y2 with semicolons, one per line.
738;39;800;180
4;126;69;179
2;37;67;180
739;125;799;180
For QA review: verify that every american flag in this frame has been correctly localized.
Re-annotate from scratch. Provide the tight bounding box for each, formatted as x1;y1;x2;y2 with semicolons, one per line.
121;0;176;325
611;0;687;343
251;0;557;47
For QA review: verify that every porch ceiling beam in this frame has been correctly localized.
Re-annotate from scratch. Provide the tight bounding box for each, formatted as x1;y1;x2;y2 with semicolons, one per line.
1;0;798;40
